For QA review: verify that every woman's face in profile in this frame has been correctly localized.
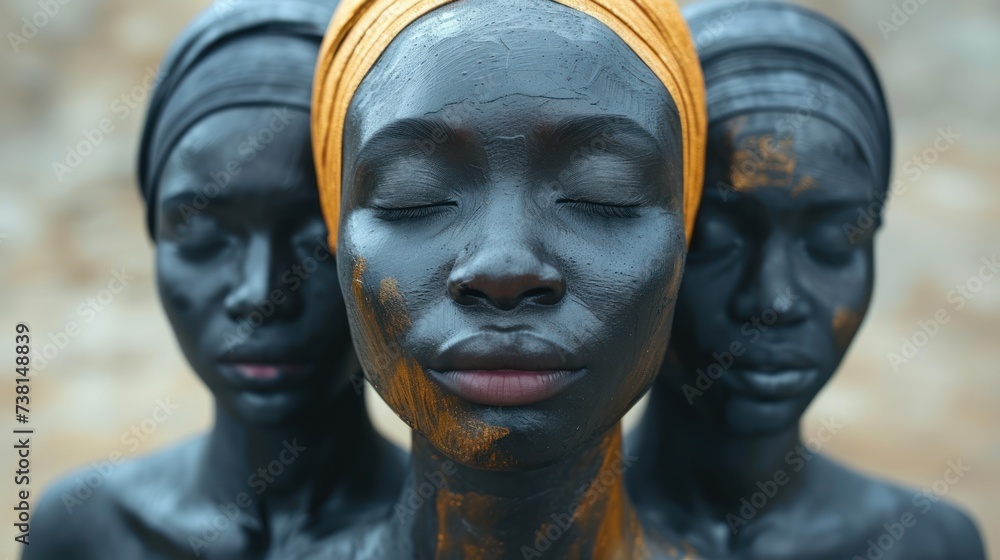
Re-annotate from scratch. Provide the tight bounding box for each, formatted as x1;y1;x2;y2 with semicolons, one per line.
156;107;353;427
663;112;877;435
338;0;687;470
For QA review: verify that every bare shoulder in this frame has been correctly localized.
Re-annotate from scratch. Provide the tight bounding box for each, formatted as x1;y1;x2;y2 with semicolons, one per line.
24;437;204;560
818;455;985;560
895;495;986;560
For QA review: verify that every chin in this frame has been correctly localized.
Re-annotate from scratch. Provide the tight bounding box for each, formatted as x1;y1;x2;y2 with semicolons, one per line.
418;405;604;472
724;397;805;435
228;392;312;427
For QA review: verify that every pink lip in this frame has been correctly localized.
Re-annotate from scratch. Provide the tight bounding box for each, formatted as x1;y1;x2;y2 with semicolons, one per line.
433;369;585;406
231;364;305;380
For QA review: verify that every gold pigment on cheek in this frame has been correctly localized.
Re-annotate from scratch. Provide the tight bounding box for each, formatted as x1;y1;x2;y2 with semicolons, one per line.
791;175;817;197
351;257;512;468
832;307;863;352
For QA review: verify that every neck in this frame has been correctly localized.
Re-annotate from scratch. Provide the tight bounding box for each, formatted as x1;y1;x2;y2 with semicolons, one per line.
199;386;378;524
399;424;646;560
635;373;805;519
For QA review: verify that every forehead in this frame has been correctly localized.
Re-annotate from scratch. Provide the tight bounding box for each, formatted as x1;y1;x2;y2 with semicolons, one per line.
705;112;874;206
158;107;314;201
347;0;677;150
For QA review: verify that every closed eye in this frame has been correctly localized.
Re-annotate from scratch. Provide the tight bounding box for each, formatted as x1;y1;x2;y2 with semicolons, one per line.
372;201;458;221
557;199;642;219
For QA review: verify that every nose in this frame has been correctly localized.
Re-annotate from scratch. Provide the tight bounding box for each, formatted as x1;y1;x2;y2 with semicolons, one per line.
448;244;565;311
224;235;299;323
729;234;809;326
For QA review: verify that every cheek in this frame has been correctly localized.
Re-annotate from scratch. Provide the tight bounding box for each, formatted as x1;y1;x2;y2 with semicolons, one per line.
342;252;513;468
800;252;874;353
581;222;685;392
832;307;865;352
675;260;740;335
156;250;201;321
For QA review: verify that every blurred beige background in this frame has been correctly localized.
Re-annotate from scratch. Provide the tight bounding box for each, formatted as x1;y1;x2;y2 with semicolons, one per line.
1;0;997;557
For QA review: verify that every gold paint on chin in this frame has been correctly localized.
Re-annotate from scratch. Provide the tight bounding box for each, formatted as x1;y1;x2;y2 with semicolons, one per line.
832;307;863;351
351;257;512;469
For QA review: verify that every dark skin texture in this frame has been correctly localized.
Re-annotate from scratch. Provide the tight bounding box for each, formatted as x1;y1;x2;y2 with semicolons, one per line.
628;112;986;560
27;108;405;560
308;1;695;558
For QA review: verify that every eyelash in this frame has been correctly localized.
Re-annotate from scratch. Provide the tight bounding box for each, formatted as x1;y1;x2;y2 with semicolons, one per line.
559;199;642;219
175;230;229;260
373;202;457;221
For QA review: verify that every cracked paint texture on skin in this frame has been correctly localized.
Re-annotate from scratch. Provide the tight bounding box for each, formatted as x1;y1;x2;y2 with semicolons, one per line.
350;257;512;468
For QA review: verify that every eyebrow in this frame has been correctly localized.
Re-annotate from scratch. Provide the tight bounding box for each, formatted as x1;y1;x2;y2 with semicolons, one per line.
538;115;662;159
356;118;467;165
157;187;317;212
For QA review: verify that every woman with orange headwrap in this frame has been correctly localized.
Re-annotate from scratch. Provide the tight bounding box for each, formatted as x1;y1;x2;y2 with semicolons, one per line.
307;0;705;558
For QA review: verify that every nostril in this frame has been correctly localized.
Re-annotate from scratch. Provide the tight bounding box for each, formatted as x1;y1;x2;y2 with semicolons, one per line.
523;286;559;305
523;287;552;299
451;283;487;306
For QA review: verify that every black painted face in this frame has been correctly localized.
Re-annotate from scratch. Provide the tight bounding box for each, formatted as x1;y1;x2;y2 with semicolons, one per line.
662;112;876;435
156;107;353;427
338;0;685;470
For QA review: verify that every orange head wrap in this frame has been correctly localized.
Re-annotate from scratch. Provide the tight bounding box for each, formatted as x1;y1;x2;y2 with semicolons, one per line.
312;0;706;248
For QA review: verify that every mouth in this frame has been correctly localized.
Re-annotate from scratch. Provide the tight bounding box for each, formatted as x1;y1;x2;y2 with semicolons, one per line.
431;369;586;406
721;365;820;400
217;360;310;390
428;330;586;406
